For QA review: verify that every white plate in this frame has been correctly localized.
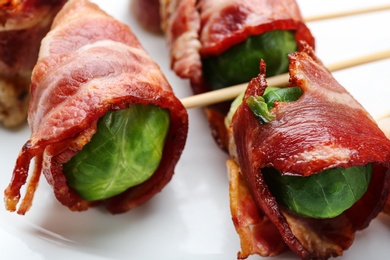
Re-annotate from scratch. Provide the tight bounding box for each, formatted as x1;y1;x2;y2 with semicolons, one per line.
1;0;389;259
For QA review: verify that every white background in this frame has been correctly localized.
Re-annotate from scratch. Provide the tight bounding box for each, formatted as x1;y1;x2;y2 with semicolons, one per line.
0;0;389;259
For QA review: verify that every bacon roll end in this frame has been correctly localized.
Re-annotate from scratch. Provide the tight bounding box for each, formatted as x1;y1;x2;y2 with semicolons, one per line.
4;0;188;215
161;0;315;151
0;0;67;127
228;43;390;259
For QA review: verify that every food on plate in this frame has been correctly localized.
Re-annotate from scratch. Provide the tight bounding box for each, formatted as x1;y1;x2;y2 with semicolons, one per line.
160;0;314;150
0;0;66;127
3;0;188;215
225;44;390;259
131;0;162;33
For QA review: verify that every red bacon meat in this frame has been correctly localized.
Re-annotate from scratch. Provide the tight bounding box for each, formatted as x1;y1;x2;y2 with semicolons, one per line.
227;44;390;259
3;0;188;215
0;0;66;127
161;0;315;150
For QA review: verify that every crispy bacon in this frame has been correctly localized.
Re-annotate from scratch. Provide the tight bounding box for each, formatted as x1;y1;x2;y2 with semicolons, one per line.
4;0;188;215
0;0;66;127
163;0;314;84
228;44;390;259
227;159;287;258
198;0;314;56
161;0;315;150
161;0;202;86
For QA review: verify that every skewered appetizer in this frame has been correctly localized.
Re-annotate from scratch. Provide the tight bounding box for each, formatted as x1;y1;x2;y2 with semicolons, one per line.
160;0;314;150
226;43;390;259
0;0;66;127
4;0;188;215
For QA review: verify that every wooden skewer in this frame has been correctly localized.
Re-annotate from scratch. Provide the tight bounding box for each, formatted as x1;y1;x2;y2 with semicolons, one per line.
180;4;390;109
304;4;390;22
376;113;390;139
180;49;390;109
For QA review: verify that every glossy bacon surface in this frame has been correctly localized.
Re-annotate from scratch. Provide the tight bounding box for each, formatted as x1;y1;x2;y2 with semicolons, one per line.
162;0;314;150
228;45;390;259
198;0;314;56
0;0;66;127
163;0;314;88
4;0;188;215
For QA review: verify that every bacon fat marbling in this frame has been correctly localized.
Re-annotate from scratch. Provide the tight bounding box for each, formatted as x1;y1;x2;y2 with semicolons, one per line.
161;0;314;150
4;0;188;215
227;44;390;259
0;0;66;127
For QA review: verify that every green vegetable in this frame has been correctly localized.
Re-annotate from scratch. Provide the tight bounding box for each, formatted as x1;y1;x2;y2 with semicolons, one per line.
63;104;170;201
202;30;297;90
225;92;245;128
227;86;372;219
262;86;303;109
263;164;372;218
246;86;302;125
225;87;303;127
246;96;275;124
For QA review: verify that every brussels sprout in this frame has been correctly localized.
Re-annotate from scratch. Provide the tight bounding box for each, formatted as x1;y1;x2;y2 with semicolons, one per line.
202;30;297;90
263;164;372;218
225;86;302;126
228;86;372;219
64;104;170;201
247;86;302;124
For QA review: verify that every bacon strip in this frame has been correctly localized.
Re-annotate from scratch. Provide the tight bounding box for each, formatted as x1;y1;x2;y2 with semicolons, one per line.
228;44;390;259
0;0;66;127
4;0;188;215
161;0;315;150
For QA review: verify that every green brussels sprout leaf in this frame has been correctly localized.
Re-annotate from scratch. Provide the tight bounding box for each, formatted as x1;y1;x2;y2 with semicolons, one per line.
63;104;170;201
202;30;297;90
263;164;372;218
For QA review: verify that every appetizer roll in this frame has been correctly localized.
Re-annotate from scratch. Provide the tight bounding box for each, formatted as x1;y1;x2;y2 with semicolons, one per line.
161;0;314;149
4;0;188;215
0;0;66;127
226;44;390;259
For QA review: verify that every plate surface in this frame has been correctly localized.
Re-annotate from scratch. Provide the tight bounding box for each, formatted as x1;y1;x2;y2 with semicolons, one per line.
1;0;389;259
